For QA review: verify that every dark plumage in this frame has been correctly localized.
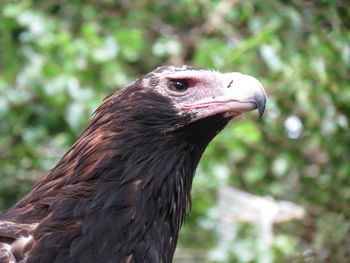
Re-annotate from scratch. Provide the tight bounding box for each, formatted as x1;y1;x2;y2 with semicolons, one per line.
0;65;266;263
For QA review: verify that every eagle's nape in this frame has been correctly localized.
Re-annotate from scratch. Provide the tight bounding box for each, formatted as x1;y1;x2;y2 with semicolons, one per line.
0;65;266;263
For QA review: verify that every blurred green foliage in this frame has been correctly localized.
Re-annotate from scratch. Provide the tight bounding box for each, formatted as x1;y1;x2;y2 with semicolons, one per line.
0;0;349;262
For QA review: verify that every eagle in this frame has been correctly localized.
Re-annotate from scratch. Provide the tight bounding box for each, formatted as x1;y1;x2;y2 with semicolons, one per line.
0;65;266;263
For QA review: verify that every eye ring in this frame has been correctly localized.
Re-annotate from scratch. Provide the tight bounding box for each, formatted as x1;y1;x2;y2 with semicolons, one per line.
168;79;189;92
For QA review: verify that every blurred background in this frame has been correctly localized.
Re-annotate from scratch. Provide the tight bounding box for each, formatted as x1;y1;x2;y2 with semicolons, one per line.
0;0;349;262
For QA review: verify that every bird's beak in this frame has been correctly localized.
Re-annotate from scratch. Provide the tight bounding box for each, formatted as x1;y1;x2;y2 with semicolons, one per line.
182;72;266;119
221;72;267;118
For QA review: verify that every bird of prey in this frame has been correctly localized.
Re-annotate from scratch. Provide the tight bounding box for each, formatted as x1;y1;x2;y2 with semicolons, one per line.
0;65;266;263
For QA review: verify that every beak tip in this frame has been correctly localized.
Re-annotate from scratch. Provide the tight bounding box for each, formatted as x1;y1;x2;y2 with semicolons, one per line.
243;74;266;119
257;93;267;119
258;105;265;119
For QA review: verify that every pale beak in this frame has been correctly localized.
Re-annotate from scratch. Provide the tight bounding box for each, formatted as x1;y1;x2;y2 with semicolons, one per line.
222;73;267;118
182;72;266;119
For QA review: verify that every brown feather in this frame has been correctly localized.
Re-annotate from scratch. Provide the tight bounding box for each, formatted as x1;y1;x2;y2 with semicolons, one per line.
0;65;266;263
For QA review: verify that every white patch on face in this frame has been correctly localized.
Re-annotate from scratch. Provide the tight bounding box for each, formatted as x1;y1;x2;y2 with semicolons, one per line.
151;65;192;79
141;77;152;88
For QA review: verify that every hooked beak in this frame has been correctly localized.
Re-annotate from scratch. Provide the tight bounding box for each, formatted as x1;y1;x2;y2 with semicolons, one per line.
222;72;266;118
182;72;266;119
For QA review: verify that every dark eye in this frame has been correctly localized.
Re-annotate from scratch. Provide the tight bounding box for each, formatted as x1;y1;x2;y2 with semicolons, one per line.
168;79;189;92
